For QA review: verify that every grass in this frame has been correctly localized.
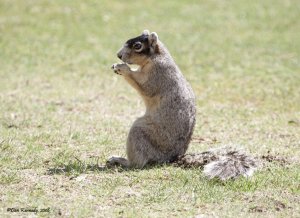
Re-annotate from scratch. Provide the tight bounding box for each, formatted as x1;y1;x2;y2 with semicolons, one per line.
0;0;299;217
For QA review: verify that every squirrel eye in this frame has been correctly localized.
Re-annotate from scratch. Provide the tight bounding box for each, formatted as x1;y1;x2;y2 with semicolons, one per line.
133;42;143;52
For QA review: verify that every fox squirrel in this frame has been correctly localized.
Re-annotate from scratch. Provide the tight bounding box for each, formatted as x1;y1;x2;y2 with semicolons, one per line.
108;30;258;180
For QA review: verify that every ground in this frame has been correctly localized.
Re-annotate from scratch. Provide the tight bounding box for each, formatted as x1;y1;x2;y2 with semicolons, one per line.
0;0;299;217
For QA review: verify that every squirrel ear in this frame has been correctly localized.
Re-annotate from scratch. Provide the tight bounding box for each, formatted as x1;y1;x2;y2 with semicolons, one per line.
149;32;158;51
142;30;150;36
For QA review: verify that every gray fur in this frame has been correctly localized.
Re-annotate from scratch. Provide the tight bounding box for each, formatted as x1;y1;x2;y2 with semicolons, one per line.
109;30;258;180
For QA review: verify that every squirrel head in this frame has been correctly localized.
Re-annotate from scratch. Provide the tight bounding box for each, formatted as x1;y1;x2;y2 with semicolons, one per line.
116;30;159;66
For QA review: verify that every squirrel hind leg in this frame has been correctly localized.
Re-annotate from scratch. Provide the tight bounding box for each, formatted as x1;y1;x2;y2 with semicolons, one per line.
126;126;164;168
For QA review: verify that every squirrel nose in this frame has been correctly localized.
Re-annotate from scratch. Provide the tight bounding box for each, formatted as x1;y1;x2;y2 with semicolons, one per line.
117;53;122;59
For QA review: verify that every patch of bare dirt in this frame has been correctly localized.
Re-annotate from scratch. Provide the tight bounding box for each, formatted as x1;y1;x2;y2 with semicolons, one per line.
249;206;267;213
260;151;299;166
261;151;290;166
274;200;287;211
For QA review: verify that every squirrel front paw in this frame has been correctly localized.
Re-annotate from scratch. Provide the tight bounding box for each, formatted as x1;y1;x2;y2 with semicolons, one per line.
111;63;130;75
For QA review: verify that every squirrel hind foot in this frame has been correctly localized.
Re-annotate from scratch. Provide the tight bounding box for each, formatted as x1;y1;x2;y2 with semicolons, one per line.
106;156;130;168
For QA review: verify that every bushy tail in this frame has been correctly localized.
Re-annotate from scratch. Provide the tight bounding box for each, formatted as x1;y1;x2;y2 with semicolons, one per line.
175;147;258;180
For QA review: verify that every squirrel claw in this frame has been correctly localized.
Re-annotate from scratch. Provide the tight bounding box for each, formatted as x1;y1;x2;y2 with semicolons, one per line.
111;63;120;75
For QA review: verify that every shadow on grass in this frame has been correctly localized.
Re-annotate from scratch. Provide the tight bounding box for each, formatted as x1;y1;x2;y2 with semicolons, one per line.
47;153;297;191
47;163;108;175
47;157;165;175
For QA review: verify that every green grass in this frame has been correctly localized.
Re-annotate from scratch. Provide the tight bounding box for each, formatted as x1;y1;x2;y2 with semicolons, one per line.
0;0;299;217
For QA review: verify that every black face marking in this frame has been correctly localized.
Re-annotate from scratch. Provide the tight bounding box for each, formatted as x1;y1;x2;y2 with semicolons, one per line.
126;34;151;55
126;35;148;47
